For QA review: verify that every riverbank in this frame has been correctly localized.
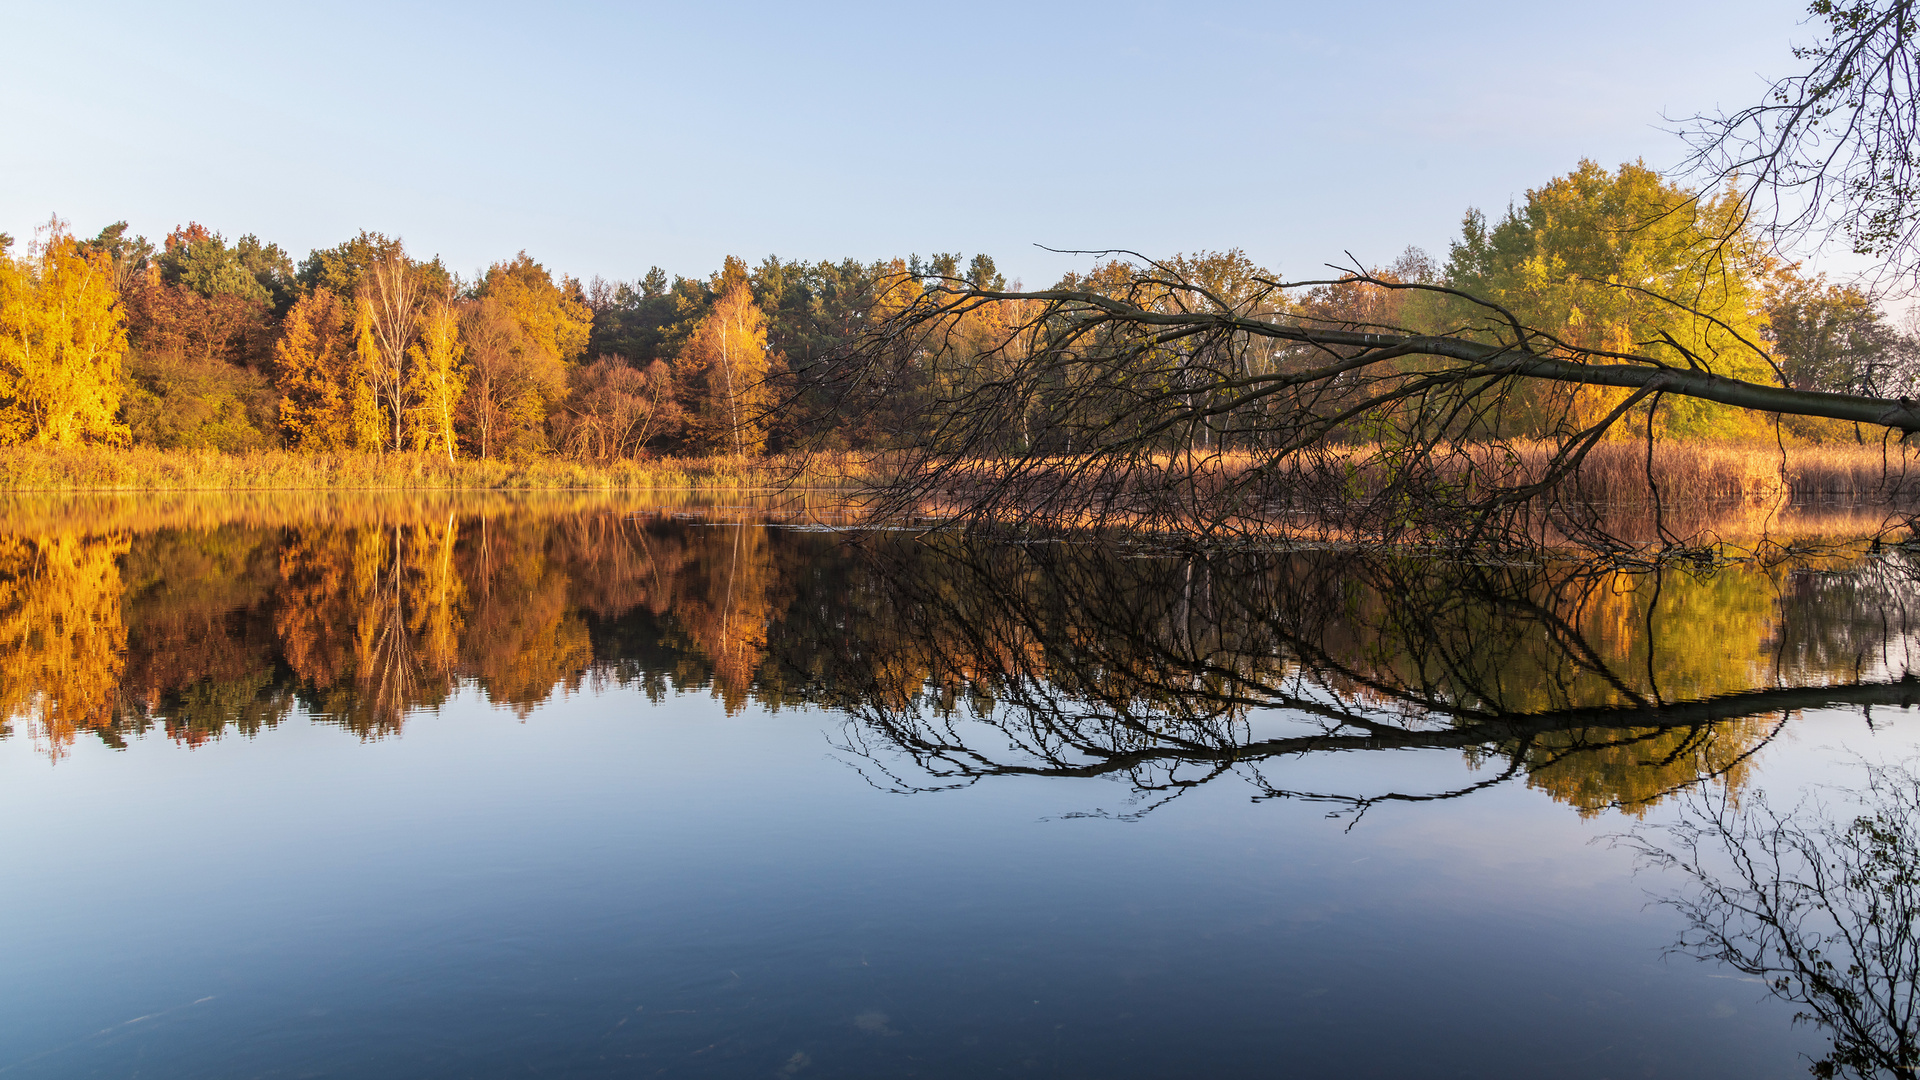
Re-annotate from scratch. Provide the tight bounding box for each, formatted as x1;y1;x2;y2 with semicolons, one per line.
0;447;878;491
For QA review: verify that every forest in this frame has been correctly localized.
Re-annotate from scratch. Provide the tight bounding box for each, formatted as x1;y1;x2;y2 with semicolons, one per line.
2;159;1914;469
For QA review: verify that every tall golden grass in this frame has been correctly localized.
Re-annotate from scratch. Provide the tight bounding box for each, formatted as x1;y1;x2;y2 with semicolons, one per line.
1511;439;1920;504
0;447;882;492
910;440;1920;506
0;487;877;538
884;439;1920;553
20;441;1901;504
8;441;1917;555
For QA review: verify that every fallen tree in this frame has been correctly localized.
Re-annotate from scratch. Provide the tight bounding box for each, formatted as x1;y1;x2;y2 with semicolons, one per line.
809;264;1920;549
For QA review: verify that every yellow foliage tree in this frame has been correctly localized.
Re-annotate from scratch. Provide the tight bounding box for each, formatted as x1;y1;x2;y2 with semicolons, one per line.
0;222;130;446
475;253;589;452
1447;160;1775;440
358;252;423;452
407;293;467;460
350;297;390;450
481;253;589;366
679;278;772;457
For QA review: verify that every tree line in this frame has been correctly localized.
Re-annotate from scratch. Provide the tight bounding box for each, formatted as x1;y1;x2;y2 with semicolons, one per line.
0;215;1011;459
0;159;1913;462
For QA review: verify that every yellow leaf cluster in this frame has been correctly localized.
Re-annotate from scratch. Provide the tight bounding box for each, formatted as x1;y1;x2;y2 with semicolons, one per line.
0;225;130;446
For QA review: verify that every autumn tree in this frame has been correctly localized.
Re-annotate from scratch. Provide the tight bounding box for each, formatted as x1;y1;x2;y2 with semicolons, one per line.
467;253;590;455
0;220;130;446
98;224;288;451
482;252;591;369
291;230;452;451
275;288;370;451
679;258;774;457
553;355;680;460
357;249;424;452
459;298;558;458
125;223;289;368
407;288;467;460
1445;160;1775;439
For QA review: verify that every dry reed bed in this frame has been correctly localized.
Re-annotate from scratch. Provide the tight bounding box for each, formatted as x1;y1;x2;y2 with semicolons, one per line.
0;488;876;538
1513;441;1920;503
0;448;883;492
896;442;1920;554
908;441;1920;508
902;491;1909;560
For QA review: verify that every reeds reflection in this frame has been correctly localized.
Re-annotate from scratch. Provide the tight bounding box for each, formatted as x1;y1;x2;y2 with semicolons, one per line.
1;503;1917;819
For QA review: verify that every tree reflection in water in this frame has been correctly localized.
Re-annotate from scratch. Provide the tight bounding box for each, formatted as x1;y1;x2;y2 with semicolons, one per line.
1629;762;1920;1080
0;502;1915;823
810;539;1920;819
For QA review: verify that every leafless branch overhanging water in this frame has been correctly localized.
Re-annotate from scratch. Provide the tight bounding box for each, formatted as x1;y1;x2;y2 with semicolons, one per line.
808;262;1920;551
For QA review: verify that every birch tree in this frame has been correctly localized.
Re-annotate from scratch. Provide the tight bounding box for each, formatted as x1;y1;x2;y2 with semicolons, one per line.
357;250;422;452
407;290;466;460
679;279;772;458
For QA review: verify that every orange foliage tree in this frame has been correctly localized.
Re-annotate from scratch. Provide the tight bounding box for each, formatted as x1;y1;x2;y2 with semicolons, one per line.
469;253;588;455
274;288;371;450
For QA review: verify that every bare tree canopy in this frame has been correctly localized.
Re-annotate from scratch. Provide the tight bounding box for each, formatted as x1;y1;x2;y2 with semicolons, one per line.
1682;1;1920;280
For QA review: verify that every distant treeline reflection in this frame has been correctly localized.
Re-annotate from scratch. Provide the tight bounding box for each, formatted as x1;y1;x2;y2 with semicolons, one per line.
2;506;1916;816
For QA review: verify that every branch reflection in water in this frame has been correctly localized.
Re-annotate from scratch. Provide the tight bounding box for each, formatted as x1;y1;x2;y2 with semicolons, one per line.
1627;761;1920;1080
809;537;1920;819
0;498;1914;826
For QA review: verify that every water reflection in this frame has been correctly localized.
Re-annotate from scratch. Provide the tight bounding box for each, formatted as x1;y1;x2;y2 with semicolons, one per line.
1628;760;1920;1080
1;502;1916;820
812;539;1920;818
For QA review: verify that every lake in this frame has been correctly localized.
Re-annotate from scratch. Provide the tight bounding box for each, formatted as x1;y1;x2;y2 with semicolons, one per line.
1;494;1917;1078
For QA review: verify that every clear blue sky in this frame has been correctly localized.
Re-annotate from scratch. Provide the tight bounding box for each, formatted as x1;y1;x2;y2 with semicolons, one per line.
1;0;1815;287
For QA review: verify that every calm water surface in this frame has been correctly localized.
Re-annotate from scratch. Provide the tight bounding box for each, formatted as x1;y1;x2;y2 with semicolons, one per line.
2;495;1918;1077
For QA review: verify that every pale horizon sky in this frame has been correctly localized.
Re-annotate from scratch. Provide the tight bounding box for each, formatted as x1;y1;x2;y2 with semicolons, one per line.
2;0;1829;288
